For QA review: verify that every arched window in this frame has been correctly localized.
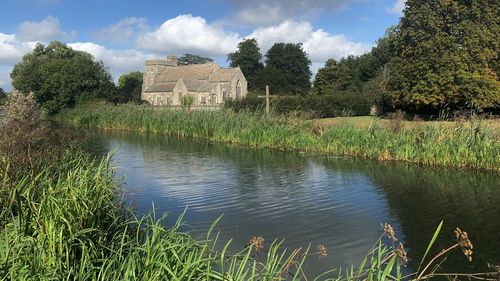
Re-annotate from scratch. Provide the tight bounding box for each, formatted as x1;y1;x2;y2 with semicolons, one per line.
236;80;242;99
212;94;217;105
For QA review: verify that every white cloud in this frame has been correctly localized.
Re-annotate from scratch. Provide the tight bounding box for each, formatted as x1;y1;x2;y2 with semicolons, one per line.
387;0;405;16
137;14;241;57
229;0;356;26
17;15;76;42
1;14;372;87
91;17;149;44
0;33;37;65
249;21;371;74
68;42;156;80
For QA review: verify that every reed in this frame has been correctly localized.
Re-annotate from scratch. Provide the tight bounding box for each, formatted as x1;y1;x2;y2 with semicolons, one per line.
58;103;499;171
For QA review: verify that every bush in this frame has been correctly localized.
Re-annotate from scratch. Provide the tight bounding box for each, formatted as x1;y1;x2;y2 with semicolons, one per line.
0;93;83;179
225;92;371;118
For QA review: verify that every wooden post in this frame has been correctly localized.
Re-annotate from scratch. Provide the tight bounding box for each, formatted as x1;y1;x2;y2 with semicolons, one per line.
258;85;275;117
265;85;270;116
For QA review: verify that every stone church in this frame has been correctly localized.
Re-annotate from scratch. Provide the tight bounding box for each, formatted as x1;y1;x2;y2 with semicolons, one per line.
142;56;248;106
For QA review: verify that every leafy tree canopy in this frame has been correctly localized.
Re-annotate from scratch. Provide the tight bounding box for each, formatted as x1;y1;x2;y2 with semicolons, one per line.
263;42;312;95
227;38;264;91
116;71;143;104
10;41;115;114
387;0;500;110
177;54;214;65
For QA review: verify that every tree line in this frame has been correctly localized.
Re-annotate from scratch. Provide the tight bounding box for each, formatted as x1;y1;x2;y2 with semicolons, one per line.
6;0;499;115
228;0;499;114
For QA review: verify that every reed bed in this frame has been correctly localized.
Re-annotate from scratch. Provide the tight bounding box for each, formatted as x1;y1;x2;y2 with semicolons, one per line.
58;103;499;171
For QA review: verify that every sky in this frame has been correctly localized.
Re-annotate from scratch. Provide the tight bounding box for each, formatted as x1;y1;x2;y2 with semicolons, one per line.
0;0;405;90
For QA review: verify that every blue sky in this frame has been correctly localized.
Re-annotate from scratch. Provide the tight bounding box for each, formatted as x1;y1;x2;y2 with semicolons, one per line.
0;0;405;90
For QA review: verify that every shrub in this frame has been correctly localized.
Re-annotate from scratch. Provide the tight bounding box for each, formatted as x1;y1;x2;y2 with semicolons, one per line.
225;92;371;118
0;93;83;179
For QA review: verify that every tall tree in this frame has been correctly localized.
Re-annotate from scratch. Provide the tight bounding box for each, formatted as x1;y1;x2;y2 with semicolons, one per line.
11;41;115;114
313;59;340;95
313;54;379;95
177;54;214;65
264;43;312;95
227;38;264;91
117;71;143;104
387;0;500;111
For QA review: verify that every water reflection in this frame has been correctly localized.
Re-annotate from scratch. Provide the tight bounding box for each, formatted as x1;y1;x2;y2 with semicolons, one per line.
87;130;500;276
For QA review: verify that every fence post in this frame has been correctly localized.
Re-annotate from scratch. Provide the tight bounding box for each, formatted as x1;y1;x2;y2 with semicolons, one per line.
266;85;270;116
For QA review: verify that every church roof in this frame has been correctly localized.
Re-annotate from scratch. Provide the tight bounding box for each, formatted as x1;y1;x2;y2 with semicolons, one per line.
144;82;177;93
156;63;218;82
209;68;239;82
147;62;240;93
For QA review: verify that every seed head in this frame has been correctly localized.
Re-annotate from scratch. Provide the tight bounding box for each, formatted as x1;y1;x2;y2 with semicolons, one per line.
249;236;265;253
454;228;473;262
317;244;327;257
395;243;408;266
382;223;398;242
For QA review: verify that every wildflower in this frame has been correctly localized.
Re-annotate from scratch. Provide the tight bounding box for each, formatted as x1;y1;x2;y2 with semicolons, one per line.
249;236;265;253
382;223;398;242
395;243;408;266
454;228;473;262
317;244;327;257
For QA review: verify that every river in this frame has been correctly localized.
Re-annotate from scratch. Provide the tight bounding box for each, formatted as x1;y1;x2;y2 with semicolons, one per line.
87;130;500;277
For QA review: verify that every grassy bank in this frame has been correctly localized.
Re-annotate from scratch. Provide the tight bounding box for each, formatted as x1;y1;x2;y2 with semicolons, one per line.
58;103;499;171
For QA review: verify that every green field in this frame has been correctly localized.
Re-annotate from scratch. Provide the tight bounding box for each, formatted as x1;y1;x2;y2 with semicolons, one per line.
311;116;500;130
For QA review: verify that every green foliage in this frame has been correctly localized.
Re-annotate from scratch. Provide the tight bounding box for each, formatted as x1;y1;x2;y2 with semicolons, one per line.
261;43;312;95
228;38;264;91
313;28;399;112
177;53;214;65
387;0;500;111
10;41;116;114
226;94;371;118
181;95;194;110
116;71;143;104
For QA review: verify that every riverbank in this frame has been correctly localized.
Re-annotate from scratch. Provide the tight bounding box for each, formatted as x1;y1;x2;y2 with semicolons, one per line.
58;103;499;171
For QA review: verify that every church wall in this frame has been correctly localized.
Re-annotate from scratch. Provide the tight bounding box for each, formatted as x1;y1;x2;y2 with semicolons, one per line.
142;92;174;106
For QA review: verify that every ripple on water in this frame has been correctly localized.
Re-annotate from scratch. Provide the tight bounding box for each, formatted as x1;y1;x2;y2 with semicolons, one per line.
91;132;500;276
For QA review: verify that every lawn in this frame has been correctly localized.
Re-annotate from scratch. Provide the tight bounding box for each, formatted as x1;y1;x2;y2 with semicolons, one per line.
311;116;500;130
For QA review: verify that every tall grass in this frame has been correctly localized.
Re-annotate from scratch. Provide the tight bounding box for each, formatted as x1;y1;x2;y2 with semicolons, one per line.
58;103;499;171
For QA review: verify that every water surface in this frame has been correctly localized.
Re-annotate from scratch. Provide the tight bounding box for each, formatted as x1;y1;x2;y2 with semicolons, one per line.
88;131;500;277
